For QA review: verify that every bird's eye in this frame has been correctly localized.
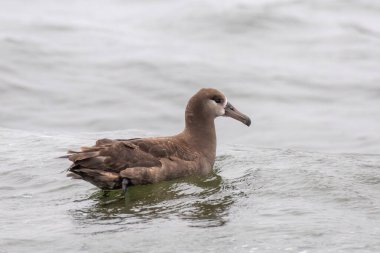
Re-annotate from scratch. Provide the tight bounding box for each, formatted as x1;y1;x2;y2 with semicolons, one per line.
212;97;223;104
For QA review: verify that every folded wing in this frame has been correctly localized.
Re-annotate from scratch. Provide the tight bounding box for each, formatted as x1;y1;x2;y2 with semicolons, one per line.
65;137;197;189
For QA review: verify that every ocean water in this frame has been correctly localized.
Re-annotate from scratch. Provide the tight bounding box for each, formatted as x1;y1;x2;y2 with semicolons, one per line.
1;0;380;252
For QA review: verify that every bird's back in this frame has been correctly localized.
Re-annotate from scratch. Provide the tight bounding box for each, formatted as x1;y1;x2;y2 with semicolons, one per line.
65;136;202;189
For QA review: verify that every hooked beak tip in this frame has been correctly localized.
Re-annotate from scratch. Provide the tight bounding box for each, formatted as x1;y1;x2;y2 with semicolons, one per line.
245;118;251;127
224;102;252;127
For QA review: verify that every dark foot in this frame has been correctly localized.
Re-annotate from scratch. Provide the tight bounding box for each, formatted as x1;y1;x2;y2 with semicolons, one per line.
122;178;131;192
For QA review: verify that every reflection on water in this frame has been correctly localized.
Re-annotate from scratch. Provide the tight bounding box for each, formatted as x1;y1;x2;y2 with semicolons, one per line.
72;172;232;227
71;159;260;229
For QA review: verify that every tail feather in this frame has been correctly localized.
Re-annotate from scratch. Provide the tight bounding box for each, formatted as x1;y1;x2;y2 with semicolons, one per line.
62;140;127;190
69;168;121;190
67;172;82;179
58;149;98;160
75;156;109;170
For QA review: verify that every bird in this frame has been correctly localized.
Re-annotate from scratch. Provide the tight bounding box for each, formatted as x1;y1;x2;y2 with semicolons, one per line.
63;88;251;191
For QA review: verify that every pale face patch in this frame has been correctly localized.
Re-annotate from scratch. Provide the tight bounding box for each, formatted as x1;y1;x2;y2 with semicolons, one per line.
207;100;225;117
223;95;228;108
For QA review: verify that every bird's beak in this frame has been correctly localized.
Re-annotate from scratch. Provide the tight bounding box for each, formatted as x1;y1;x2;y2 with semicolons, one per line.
224;102;251;126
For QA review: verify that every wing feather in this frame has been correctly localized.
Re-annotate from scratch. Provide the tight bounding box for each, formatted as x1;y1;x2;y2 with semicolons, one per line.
64;137;198;189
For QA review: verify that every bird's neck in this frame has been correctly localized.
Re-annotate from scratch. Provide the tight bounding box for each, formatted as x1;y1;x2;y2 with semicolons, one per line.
182;112;217;165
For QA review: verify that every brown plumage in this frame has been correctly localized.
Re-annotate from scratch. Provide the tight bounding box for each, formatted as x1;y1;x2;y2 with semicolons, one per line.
64;88;251;190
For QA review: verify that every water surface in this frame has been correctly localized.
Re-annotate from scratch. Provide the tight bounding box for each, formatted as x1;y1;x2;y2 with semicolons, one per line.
1;0;380;252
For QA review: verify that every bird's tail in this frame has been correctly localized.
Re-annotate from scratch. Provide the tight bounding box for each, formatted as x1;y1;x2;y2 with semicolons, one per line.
69;167;121;190
62;144;122;190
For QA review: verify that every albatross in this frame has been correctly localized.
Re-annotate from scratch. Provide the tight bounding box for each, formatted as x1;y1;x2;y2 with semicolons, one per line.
64;88;251;191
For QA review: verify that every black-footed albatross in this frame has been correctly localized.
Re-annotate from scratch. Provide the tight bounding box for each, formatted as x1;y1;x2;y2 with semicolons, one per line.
63;88;251;191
